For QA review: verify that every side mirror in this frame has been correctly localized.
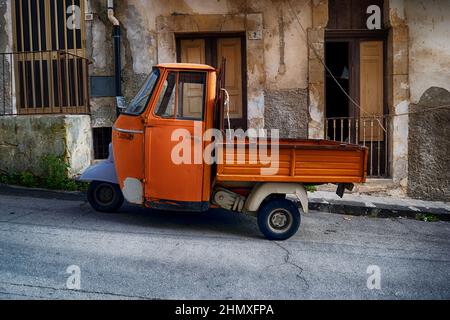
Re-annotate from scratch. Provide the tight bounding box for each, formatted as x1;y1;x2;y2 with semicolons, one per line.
116;96;127;111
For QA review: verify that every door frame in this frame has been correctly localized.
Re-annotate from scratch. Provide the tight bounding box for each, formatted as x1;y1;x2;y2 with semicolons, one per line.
325;30;388;119
175;32;248;130
325;29;390;178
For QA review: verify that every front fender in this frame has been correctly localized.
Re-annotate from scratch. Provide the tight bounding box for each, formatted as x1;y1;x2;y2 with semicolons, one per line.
78;160;118;184
78;144;118;184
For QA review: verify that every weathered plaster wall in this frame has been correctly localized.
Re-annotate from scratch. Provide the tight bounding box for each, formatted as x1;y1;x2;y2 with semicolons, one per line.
406;0;450;103
85;0;118;128
408;88;450;201
386;0;410;187
0;115;93;177
405;0;450;201
264;1;311;137
307;0;328;140
0;0;14;114
264;88;308;138
87;0;312;136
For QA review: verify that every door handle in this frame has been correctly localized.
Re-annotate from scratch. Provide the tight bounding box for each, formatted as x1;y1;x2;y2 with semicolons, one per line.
118;132;134;140
113;126;144;134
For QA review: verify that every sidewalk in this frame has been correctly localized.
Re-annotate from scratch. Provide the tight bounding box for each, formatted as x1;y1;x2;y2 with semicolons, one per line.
308;190;450;221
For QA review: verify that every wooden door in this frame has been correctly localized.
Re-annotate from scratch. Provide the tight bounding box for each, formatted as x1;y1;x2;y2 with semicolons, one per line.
180;39;205;118
180;39;206;64
179;36;245;128
360;41;384;141
217;38;243;120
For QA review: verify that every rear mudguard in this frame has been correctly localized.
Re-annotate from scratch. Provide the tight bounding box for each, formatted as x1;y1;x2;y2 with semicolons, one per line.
78;144;118;184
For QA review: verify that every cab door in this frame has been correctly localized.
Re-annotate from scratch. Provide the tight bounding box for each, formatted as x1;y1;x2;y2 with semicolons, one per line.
112;68;161;205
144;70;207;208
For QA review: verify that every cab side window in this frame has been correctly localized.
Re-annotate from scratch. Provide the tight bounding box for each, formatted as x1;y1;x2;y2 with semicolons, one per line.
154;72;176;118
154;71;206;120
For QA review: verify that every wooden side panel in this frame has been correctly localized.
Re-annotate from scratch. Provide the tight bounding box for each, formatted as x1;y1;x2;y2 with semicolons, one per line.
217;38;243;119
216;142;367;184
360;41;384;141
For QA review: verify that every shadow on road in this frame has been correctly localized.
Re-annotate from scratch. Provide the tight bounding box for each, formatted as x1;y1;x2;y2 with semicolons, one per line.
0;184;263;239
95;203;262;239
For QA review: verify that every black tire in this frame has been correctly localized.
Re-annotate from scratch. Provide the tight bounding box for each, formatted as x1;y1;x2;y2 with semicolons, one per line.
257;198;301;241
87;181;124;213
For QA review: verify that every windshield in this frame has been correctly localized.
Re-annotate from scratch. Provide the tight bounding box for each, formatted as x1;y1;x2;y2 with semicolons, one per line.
124;68;160;115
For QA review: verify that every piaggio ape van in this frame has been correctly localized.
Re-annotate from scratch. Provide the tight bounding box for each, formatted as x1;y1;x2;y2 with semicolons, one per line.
80;62;368;240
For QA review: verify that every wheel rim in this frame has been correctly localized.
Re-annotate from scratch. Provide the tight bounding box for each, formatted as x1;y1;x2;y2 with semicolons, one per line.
94;183;115;206
268;209;293;233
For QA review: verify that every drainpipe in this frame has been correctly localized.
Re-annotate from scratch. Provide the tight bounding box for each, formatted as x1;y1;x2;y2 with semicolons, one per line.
107;0;122;115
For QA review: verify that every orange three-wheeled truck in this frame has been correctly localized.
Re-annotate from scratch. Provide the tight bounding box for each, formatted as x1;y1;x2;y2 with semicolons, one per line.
80;63;368;240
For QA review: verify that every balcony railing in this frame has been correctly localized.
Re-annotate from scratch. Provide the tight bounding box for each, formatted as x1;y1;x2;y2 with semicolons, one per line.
0;50;89;115
326;116;390;178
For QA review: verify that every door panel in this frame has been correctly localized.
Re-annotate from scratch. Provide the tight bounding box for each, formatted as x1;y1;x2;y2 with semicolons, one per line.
145;120;203;202
180;39;206;118
180;39;206;64
360;41;384;141
217;38;243;119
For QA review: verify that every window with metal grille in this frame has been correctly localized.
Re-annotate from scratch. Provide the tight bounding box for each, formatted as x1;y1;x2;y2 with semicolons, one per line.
10;0;89;114
93;127;112;160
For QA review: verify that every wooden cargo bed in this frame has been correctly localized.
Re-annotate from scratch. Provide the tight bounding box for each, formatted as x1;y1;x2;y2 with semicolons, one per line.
216;139;368;184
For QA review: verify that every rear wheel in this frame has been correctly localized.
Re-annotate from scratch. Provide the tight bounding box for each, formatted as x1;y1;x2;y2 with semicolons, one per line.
257;198;301;241
87;181;124;213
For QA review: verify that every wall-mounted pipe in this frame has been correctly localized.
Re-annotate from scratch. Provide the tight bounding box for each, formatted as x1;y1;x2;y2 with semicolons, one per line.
107;0;122;115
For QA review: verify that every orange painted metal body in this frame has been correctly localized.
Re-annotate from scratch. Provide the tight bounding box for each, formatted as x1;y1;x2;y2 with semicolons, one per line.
112;63;367;207
112;64;216;204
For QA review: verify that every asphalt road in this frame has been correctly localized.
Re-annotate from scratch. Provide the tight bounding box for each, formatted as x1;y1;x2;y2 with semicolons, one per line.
0;189;449;300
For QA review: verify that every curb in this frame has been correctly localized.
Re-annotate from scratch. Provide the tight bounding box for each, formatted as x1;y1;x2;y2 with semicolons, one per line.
309;199;450;221
0;184;85;201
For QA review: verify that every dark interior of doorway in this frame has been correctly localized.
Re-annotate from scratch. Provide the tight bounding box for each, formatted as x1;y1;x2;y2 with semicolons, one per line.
325;42;350;142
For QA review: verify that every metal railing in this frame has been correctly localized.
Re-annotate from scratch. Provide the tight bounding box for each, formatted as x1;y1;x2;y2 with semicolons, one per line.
326;116;390;178
0;50;90;115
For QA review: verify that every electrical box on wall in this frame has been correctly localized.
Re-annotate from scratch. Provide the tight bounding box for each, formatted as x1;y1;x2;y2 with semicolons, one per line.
90;76;116;97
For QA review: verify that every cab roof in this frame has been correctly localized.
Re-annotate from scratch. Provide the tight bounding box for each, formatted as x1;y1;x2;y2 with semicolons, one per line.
156;63;215;71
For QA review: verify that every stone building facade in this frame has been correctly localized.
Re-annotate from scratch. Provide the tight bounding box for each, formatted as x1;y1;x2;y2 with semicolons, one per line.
0;0;449;200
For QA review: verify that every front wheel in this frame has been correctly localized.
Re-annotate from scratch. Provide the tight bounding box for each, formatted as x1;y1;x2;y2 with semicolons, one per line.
257;198;301;241
87;181;124;213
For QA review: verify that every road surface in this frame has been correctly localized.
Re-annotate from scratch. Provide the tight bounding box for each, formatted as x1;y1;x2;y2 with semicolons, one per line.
0;189;449;299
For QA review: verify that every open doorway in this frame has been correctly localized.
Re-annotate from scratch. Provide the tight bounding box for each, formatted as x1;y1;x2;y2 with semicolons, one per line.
325;41;351;142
